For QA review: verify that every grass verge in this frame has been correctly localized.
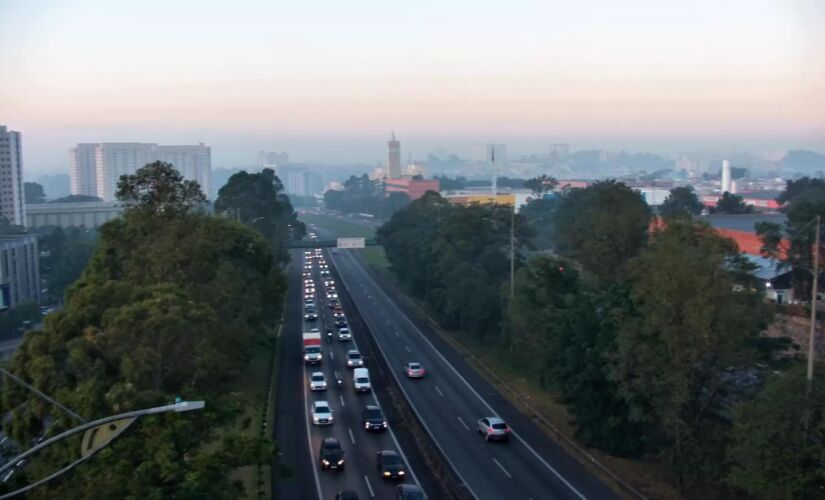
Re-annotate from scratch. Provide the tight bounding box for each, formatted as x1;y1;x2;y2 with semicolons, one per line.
300;213;388;269
229;326;281;498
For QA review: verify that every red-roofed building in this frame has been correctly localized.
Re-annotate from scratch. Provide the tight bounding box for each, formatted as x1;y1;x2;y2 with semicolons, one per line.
385;178;440;200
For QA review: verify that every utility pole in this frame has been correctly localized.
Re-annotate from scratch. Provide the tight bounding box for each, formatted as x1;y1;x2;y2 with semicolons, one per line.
807;214;821;397
510;204;515;298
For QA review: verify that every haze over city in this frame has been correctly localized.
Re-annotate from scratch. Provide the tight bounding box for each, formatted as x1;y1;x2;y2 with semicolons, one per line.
2;0;824;173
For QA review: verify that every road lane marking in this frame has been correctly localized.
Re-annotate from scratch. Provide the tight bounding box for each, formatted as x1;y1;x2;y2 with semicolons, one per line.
329;351;334;360
339;395;345;407
492;457;512;479
404;345;412;353
348;427;356;445
342;251;587;499
394;330;400;338
364;475;375;497
435;385;444;397
457;416;470;431
301;354;324;500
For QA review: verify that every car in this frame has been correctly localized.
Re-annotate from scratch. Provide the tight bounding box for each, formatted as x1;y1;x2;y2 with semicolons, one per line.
362;405;387;431
311;401;333;425
305;298;315;306
346;350;363;368
405;362;426;379
324;280;335;287
309;327;320;333
335;319;348;329
477;416;510;441
327;292;339;300
333;311;345;319
353;367;371;392
328;299;340;309
376;450;406;479
396;484;425;500
320;437;345;471
338;327;351;341
310;372;327;391
304;311;318;321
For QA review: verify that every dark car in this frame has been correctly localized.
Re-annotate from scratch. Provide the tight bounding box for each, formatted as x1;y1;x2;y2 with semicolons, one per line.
362;405;387;431
335;319;348;328
376;450;406;480
320;438;345;471
396;484;425;500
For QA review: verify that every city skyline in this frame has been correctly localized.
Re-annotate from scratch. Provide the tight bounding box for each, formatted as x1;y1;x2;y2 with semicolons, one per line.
1;0;824;173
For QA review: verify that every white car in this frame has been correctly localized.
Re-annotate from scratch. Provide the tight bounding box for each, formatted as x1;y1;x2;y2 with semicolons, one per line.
346;350;363;368
312;401;333;425
338;327;352;341
310;372;327;391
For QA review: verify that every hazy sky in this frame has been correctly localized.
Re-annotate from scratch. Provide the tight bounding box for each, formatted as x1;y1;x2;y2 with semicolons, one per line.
1;0;823;174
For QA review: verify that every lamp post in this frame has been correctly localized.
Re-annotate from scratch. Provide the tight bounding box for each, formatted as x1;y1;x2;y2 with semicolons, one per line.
807;214;822;397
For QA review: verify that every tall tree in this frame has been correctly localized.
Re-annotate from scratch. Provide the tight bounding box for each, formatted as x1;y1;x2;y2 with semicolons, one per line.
726;363;825;499
523;175;558;198
659;186;704;219
24;182;47;204
756;177;825;301
214;168;305;264
116;161;206;215
611;221;771;486
712;192;752;214
552;180;651;282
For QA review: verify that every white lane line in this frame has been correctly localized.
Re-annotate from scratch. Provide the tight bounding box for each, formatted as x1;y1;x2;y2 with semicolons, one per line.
404;345;412;353
339;395;345;407
435;385;444;397
457;416;470;431
329;351;334;360
342;251;586;499
394;330;400;338
348;427;356;445
492;457;512;479
364;475;375;498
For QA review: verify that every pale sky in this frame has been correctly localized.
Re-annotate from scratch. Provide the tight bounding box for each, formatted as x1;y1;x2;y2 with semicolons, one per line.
1;0;823;173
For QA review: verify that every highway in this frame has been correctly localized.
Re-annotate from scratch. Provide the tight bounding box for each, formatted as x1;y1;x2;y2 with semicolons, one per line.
275;248;426;500
328;248;619;500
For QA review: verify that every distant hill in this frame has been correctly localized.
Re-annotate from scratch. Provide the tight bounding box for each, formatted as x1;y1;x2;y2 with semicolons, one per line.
782;150;825;175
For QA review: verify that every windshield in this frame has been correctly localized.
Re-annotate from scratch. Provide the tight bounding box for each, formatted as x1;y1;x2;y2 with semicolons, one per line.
356;377;369;384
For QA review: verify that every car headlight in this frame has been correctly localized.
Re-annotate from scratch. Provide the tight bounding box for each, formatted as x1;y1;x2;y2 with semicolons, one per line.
337;459;344;465
313;417;319;423
382;422;387;428
365;422;370;429
321;459;330;465
383;471;390;476
398;471;405;476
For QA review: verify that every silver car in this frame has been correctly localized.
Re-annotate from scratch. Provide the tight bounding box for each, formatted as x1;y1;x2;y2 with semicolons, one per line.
310;371;327;391
477;417;510;442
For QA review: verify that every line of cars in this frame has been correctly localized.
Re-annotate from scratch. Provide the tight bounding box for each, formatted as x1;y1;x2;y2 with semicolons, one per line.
302;248;423;500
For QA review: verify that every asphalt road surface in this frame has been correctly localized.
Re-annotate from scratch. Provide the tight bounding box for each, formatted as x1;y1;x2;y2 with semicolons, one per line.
274;249;427;500
328;248;619;500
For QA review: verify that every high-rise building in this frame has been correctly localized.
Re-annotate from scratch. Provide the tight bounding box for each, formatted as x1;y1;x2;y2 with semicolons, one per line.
155;144;211;198
73;142;212;201
0;126;26;226
387;132;401;179
276;165;324;196
721;160;732;193
0;234;41;308
69;143;99;196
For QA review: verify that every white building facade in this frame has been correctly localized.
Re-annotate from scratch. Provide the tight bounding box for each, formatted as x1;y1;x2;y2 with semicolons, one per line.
0;234;40;308
70;142;212;201
0;126;26;226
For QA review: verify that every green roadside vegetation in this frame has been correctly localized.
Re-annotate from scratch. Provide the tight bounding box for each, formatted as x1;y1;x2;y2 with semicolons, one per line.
300;213;388;269
1;164;301;499
376;179;825;499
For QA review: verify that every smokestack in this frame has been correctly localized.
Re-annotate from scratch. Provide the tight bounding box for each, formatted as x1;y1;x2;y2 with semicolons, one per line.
721;160;732;193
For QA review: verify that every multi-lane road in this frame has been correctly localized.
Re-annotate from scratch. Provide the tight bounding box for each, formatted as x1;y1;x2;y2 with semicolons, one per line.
275;248;430;500
327;248;619;500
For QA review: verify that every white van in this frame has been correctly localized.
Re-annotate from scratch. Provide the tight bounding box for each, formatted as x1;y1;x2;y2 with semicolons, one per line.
353;368;371;392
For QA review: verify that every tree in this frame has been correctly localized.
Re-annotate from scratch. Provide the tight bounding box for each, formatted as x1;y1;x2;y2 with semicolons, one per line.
610;221;771;486
214;168;305;264
116;161;206;215
659;186;704;219
24;182;47;204
757;177;825;301
1;164;281;498
726;364;825;499
520;198;558;250
552;181;651;282
523;175;558;198
712;192;752;214
507;256;645;456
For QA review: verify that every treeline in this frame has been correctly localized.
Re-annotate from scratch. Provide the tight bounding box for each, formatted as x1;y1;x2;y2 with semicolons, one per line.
324;174;411;217
379;179;825;497
0;162;298;498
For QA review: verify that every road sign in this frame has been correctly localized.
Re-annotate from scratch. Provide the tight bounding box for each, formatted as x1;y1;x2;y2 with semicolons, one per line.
337;237;365;249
